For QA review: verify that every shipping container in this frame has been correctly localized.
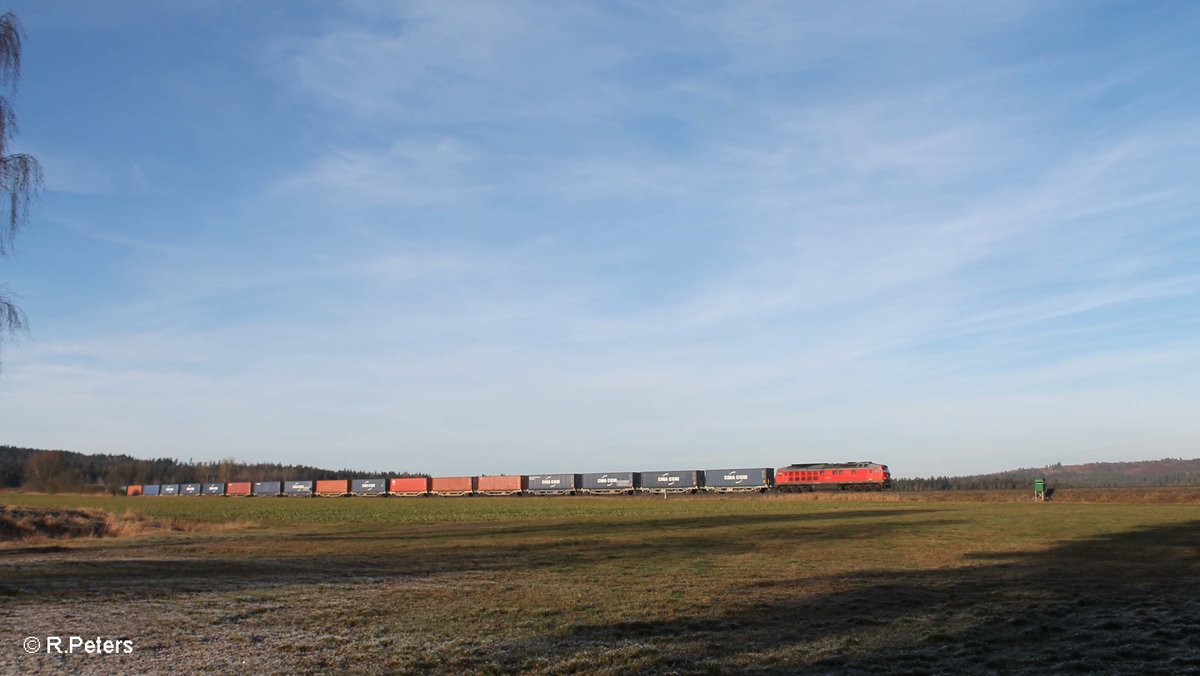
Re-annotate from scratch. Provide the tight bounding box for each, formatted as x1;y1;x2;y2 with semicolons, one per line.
126;485;143;497
352;478;387;496
180;483;203;496
639;470;703;492
285;480;314;496
579;472;638;493
226;482;252;496
161;484;180;496
253;481;282;496
430;476;476;495
315;479;349;496
703;468;773;492
525;474;580;494
388;477;431;495
203;482;226;496
143;484;161;496
476;475;526;495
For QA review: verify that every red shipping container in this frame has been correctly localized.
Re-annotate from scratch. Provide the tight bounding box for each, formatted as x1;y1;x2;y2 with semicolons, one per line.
226;482;252;496
315;479;350;496
476;475;526;494
430;476;476;495
389;477;431;494
126;485;143;496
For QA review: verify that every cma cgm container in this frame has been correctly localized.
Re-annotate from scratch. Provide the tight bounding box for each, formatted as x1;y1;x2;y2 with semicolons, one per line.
253;481;282;497
315;479;349;497
352;478;387;496
285;480;314;497
704;468;773;492
203;482;226;496
476;475;526;495
526;474;580;495
143;484;161;496
430;476;476;496
580;472;638;494
389;477;431;495
226;482;252;496
126;485;143;497
639;470;703;492
180;483;202;496
160;484;180;496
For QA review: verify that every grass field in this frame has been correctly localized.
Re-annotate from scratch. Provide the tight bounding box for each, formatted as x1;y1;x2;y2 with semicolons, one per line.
3;493;1200;673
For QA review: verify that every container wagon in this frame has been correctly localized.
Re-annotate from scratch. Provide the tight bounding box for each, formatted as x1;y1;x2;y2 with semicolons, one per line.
774;461;891;492
476;475;526;496
226;482;252;497
161;484;181;496
430;476;476;496
180;483;202;496
579;472;638;494
203;482;226;496
352;478;387;496
252;481;282;497
525;474;580;495
704;468;773;493
639;470;703;493
285;481;314;497
125;485;143;497
315;479;350;497
388;477;431;496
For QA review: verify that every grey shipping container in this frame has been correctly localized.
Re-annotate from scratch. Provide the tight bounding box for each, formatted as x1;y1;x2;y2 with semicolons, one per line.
143;484;161;496
580;472;638;492
253;481;282;496
203;482;226;496
352;478;386;495
639;470;703;491
180;483;202;496
160;484;180;495
704;468;773;490
285;480;314;496
526;474;580;493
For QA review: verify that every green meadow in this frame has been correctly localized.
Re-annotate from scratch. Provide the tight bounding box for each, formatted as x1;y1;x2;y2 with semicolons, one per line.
3;493;1199;673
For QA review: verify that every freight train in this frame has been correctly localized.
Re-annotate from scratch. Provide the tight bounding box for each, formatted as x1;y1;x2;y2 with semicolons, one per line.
125;461;890;497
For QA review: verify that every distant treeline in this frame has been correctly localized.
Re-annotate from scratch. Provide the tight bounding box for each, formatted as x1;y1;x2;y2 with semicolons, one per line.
894;458;1200;491
0;445;425;494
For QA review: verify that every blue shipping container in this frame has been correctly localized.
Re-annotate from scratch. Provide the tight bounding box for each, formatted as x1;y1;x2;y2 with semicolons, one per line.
180;483;202;496
160;484;180;496
704;468;773;489
639;470;702;490
580;472;638;491
143;484;161;496
284;481;314;496
526;474;580;493
352;478;386;495
203;482;225;496
253;481;282;496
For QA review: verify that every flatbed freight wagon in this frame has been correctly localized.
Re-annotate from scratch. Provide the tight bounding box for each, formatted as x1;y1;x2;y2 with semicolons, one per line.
526;474;580;495
579;472;638;494
704;468;773;493
476;475;526;496
639;470;703;493
430;476;476;496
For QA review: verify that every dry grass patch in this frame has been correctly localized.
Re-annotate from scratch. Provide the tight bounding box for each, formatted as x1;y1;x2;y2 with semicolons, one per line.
0;505;253;544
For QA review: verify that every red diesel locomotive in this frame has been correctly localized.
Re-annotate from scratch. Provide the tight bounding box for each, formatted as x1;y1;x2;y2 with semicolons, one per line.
774;461;891;491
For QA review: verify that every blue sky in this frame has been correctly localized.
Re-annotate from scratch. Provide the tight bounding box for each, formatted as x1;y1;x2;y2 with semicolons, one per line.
1;1;1198;477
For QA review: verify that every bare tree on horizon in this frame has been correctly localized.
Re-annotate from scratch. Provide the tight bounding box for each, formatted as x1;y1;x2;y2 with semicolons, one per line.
0;11;43;368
